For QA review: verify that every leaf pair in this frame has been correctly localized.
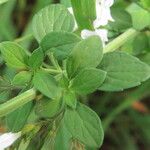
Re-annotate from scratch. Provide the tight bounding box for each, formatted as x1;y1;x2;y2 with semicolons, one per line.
66;36;106;95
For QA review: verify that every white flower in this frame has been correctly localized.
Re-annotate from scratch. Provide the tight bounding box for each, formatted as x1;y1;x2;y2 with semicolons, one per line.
0;132;21;150
68;7;78;31
81;29;108;47
68;0;114;47
93;0;114;28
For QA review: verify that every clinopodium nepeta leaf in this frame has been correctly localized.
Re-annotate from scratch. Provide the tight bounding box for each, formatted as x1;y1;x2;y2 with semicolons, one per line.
99;51;150;91
41;31;81;60
32;4;75;42
0;42;28;69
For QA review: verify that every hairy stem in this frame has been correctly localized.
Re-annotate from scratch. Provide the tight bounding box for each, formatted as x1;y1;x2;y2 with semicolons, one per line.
0;89;36;117
104;28;138;53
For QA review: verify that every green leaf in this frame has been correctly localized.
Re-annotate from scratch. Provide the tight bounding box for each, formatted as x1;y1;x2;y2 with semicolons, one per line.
109;9;132;31
63;90;77;109
66;36;103;78
32;4;75;42
12;71;32;86
41;31;81;60
35;98;63;118
71;0;96;30
0;42;28;69
33;71;61;99
70;68;106;95
6;101;33;132
64;103;104;148
28;48;44;69
99;51;150;91
127;3;150;30
133;33;149;55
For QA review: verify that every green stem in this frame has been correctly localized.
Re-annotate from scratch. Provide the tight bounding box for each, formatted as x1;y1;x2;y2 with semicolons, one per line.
104;28;138;53
0;89;36;117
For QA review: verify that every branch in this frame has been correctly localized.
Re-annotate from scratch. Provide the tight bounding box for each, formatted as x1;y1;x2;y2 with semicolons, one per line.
0;89;36;117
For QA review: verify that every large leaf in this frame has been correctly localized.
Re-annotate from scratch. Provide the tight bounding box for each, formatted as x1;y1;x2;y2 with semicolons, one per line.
127;3;150;30
41;31;81;60
70;68;106;95
66;36;103;78
71;0;96;30
32;4;75;42
6;101;33;132
99;52;150;91
64;103;104;148
0;42;28;69
33;71;61;99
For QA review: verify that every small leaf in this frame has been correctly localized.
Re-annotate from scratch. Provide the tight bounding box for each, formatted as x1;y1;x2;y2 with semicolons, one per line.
35;98;63;118
28;48;44;69
64;103;104;148
41;31;81;60
70;68;106;95
99;51;150;91
32;4;75;42
63;90;77;109
71;0;96;30
127;3;150;30
66;36;103;78
0;42;28;69
33;71;61;99
12;71;32;86
6;101;33;132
